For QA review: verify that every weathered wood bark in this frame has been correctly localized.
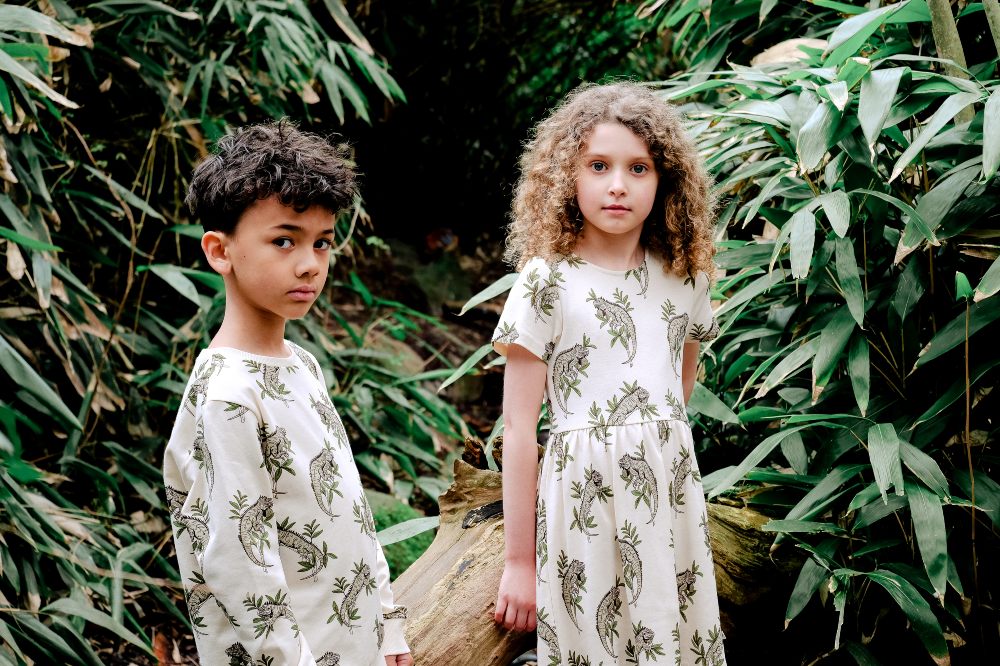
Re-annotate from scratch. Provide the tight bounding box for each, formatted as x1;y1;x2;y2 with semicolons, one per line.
394;457;802;665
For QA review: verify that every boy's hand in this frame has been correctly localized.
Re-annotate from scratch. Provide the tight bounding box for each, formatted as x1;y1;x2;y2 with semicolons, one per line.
494;560;536;632
385;653;413;666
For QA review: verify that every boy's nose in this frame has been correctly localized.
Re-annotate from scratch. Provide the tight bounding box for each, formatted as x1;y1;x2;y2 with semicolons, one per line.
296;248;321;276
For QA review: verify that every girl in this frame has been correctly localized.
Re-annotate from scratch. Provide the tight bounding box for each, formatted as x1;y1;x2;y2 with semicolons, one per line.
491;82;726;666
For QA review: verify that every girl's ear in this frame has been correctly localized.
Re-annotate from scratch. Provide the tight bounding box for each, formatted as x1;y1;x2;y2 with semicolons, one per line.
201;231;232;275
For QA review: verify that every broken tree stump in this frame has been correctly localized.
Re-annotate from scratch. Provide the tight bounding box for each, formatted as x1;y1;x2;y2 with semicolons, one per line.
393;454;801;665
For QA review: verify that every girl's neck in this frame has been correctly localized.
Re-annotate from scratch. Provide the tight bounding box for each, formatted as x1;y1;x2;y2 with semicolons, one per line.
573;230;644;272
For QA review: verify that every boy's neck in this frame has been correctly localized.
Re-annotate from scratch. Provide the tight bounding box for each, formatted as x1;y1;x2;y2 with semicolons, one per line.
209;302;290;357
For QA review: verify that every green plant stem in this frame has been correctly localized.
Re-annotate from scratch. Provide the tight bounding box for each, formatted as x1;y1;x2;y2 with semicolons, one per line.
964;299;978;601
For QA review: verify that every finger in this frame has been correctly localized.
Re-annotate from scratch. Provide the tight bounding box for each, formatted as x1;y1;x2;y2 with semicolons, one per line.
513;606;528;632
384;657;395;666
402;655;414;666
504;603;519;630
494;596;507;624
527;607;537;632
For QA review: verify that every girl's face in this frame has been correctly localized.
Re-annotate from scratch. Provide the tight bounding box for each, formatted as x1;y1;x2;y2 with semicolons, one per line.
575;122;659;242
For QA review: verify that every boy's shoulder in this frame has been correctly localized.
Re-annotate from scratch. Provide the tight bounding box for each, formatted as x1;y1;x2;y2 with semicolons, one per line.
183;341;322;412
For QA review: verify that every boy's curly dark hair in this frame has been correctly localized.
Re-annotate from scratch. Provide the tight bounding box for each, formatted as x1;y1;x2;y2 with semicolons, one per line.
506;81;716;278
185;120;357;233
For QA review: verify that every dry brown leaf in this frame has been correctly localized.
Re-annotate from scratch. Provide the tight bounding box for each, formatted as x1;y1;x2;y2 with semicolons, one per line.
6;240;26;280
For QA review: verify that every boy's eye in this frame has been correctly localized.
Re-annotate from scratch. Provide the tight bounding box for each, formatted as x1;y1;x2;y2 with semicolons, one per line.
273;238;293;249
315;238;333;250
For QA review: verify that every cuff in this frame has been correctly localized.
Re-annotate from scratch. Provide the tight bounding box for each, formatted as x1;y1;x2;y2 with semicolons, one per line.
381;613;409;657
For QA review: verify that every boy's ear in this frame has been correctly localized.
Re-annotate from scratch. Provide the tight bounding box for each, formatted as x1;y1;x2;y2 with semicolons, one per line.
201;231;232;275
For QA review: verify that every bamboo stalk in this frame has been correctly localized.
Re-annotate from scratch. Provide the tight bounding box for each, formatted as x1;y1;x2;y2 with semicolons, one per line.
985;0;1000;60
926;0;974;124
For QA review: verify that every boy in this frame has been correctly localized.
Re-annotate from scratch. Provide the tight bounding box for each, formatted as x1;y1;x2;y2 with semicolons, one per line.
164;122;413;666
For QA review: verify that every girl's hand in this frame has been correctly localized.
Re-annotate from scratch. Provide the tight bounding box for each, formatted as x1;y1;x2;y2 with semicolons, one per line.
494;560;536;632
385;653;413;666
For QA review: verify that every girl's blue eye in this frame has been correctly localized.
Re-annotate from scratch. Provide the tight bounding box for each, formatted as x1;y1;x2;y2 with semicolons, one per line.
591;162;607;172
315;238;332;250
273;238;293;249
632;164;649;175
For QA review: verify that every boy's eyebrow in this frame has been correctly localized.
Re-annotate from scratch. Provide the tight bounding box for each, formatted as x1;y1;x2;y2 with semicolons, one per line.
273;223;335;234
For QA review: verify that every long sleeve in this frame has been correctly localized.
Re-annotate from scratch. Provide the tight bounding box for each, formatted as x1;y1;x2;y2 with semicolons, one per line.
198;398;318;666
372;536;409;656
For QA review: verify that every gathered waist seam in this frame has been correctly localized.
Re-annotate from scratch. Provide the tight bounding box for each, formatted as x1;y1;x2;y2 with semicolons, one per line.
548;417;689;437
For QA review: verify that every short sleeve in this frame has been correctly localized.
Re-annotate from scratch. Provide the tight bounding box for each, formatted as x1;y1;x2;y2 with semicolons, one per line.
686;271;720;342
492;256;563;360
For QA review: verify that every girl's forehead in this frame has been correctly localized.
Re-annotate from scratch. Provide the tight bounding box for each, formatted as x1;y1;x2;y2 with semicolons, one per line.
579;122;653;156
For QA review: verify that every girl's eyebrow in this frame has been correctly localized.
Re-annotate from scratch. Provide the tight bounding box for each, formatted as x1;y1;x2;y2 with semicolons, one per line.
580;151;654;161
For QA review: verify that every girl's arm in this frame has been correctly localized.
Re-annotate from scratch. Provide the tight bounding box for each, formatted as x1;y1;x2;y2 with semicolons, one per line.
494;343;547;632
682;341;700;404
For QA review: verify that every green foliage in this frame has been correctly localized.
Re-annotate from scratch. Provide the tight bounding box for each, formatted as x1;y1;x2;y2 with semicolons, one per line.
653;0;998;661
0;2;458;662
366;489;436;579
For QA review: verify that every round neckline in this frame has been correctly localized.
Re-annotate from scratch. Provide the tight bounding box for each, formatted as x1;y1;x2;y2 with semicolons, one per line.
570;251;648;275
203;341;297;365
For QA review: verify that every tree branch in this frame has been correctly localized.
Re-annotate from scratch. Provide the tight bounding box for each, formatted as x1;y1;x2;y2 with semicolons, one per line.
984;0;1000;59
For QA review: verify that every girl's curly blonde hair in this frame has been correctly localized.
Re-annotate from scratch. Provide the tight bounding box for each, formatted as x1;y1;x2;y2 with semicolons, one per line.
505;81;716;278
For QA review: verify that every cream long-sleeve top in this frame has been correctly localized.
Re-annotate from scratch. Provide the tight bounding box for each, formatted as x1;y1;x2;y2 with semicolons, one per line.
164;342;408;666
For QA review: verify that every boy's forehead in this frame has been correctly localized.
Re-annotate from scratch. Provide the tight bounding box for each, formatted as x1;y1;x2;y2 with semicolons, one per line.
239;196;336;230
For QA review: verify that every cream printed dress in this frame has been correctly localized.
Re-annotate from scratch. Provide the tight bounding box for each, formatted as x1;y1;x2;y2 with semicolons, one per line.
164;341;407;666
493;254;726;666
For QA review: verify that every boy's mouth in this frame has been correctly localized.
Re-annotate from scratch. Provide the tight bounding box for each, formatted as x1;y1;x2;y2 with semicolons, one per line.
288;286;317;301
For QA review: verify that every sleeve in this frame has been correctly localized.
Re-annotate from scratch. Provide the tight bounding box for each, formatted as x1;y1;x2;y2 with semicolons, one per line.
491;256;563;360
686;271;720;343
373;538;410;656
198;398;318;666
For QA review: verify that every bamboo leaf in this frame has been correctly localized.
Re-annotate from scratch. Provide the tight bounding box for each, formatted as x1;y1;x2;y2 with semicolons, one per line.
705;424;815;498
459;273;517;315
812;307;856;401
915;295;1000;367
817;191;851;238
973;256;1000;302
859;68;906;148
892;256;926;321
854;189;936;247
0;6;88;46
825;1;910;67
900;442;950;498
835;238;865;327
146;264;202;307
43;597;154;656
0;336;81;431
320;0;375;55
848;336;870;417
789;208;816;279
376;516;439;547
984;87;1000;179
0;49;78;110
890;91;982;182
867;423;904;502
864;570;949;661
786;557;829;627
756;337;821;399
780;431;809;475
797;102;839;172
905;481;949;603
762;519;847;535
437;343;493;393
688;382;740;424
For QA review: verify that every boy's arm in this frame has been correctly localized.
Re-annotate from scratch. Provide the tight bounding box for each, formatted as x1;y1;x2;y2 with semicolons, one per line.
372;537;410;657
198;399;318;665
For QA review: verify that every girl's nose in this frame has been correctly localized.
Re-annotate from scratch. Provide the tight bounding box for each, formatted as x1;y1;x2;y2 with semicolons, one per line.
608;169;627;196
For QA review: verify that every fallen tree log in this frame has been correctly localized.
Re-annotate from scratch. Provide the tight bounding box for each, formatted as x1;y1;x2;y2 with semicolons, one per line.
393;451;801;665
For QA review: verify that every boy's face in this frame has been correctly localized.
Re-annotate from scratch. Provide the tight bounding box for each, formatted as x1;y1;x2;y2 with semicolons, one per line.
575;122;659;241
208;197;335;325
